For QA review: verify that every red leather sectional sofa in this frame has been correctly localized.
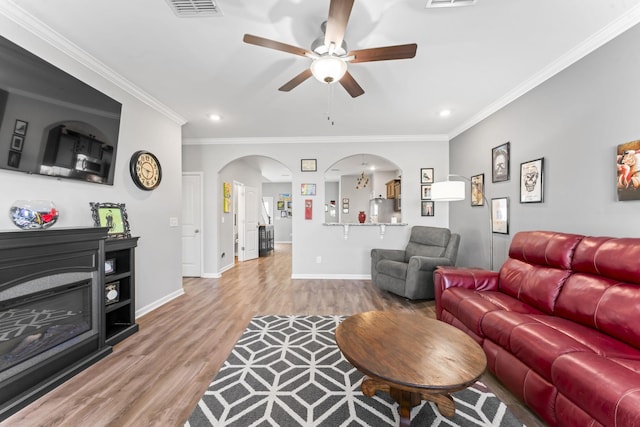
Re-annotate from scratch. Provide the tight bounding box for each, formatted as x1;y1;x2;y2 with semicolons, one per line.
434;230;640;427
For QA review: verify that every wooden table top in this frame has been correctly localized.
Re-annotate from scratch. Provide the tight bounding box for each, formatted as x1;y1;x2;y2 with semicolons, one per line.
335;311;487;392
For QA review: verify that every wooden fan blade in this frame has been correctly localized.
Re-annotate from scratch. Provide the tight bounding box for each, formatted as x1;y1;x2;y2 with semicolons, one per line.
348;44;417;63
279;68;313;92
324;0;354;49
243;34;311;57
339;71;364;98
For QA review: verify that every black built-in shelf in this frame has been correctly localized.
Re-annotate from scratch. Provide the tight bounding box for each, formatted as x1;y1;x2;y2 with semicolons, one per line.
104;237;139;346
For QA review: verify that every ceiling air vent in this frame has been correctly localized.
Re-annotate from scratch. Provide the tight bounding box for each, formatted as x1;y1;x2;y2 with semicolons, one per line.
425;0;477;8
165;0;223;17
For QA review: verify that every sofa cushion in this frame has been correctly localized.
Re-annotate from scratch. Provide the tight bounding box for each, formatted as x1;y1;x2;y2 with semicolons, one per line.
572;236;640;285
553;352;640;427
484;314;640;381
498;258;572;314
481;311;540;350
404;227;450;262
508;230;583;270
556;273;640;350
441;288;542;338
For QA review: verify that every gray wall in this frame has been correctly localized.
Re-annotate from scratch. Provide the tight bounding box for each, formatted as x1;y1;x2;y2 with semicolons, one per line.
218;159;264;270
0;15;184;315
183;139;450;278
340;174;372;223
263;182;293;242
449;22;640;270
324;181;339;223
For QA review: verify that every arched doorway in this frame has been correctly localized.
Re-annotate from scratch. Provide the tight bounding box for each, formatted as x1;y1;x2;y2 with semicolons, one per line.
221;155;292;269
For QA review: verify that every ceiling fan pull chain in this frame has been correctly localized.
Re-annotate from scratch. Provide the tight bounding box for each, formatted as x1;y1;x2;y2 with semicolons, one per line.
327;84;335;126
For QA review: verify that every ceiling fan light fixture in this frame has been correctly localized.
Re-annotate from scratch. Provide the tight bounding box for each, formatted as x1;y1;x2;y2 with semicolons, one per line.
310;56;347;84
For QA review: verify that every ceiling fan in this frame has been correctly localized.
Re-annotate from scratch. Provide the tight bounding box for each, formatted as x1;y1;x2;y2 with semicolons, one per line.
243;0;417;98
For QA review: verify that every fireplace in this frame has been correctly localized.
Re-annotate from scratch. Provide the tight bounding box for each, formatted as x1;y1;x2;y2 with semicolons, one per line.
0;279;93;375
0;228;111;420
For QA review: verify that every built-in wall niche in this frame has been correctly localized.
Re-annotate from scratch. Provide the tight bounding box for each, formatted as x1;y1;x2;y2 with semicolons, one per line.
324;154;402;224
0;35;122;185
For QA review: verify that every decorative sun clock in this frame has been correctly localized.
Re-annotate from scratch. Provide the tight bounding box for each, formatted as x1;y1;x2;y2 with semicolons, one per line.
130;150;162;190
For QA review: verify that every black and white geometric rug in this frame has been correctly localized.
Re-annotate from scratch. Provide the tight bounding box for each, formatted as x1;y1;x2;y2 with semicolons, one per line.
185;315;526;427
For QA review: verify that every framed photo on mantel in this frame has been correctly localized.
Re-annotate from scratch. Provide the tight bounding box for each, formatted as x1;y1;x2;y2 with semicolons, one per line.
90;202;131;239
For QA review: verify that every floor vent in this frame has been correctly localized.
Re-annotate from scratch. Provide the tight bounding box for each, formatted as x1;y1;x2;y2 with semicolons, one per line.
165;0;223;17
425;0;477;8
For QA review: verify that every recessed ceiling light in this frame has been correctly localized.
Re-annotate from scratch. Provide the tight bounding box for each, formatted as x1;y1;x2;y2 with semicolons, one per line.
439;109;451;117
426;0;477;8
208;114;222;121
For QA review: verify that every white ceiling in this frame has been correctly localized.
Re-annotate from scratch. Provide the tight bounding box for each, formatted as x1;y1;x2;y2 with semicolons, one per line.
5;0;640;180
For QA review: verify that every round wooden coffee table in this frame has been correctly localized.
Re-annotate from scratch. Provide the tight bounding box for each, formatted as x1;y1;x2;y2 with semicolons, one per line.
335;311;487;427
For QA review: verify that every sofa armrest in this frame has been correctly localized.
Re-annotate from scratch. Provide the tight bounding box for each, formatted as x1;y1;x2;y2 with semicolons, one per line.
409;256;454;271
433;266;500;319
371;248;405;264
371;248;406;283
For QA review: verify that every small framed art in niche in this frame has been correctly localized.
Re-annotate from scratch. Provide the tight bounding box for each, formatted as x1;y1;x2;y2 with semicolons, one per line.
301;159;317;172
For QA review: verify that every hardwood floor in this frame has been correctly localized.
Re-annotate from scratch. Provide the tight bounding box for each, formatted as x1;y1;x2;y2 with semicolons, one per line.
2;243;546;427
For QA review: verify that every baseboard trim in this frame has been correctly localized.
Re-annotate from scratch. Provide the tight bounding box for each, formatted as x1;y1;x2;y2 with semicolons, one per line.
202;272;222;278
291;274;371;280
136;288;185;319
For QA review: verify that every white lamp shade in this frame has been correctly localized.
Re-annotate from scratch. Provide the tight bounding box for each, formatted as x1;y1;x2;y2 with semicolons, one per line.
430;181;465;201
310;56;347;84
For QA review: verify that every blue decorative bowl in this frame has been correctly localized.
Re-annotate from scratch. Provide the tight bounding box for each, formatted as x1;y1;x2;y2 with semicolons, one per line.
9;200;59;230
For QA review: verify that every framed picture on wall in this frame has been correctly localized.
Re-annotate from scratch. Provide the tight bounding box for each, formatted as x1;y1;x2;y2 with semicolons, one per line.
420;168;434;184
492;142;510;183
14;119;28;136
421;200;434;216
421;185;431;200
491;197;509;234
10;135;24;152
616;140;640;201
301;183;316;195
471;173;484;206
301;159;317;172
520;158;544;203
7;150;20;168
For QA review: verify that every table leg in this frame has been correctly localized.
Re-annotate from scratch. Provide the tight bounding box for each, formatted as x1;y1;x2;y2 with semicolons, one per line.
420;392;455;417
361;376;389;396
361;377;422;427
390;388;422;427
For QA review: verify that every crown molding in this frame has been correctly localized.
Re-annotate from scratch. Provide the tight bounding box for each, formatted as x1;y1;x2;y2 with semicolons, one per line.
182;134;450;145
0;1;187;125
449;5;640;139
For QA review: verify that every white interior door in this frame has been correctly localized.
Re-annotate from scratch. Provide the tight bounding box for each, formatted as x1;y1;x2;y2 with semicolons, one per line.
243;186;259;261
182;173;202;276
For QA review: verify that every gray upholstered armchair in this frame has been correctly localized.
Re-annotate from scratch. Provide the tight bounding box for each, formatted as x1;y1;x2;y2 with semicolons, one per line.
371;226;460;300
